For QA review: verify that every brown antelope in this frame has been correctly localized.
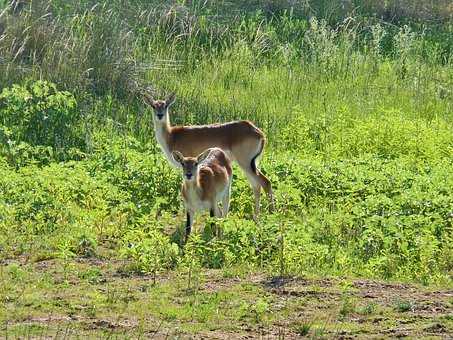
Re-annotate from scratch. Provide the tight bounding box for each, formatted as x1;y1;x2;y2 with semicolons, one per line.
172;148;232;240
143;92;274;219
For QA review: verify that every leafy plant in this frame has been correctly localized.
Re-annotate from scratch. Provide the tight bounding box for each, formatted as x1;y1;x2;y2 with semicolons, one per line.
0;80;84;164
121;228;178;283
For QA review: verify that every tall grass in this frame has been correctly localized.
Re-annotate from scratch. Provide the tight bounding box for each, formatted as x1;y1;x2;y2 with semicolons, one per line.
0;1;137;98
0;1;451;107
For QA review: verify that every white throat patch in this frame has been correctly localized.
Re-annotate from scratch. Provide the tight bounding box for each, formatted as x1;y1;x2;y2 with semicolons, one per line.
153;116;180;168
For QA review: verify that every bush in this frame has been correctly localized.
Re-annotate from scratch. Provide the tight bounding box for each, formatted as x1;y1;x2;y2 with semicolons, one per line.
0;160;130;257
0;80;84;163
120;228;179;281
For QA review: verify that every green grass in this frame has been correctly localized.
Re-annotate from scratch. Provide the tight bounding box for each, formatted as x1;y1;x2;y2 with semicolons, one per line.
0;0;452;337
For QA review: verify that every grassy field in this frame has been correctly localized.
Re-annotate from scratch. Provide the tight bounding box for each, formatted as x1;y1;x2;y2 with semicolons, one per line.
0;0;452;338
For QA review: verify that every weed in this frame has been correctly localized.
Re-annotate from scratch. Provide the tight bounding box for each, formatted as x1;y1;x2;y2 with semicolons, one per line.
6;263;26;282
313;325;327;337
78;267;103;284
239;298;270;324
394;299;414;313
357;302;377;315
339;296;356;317
120;229;178;283
294;321;312;336
75;233;97;258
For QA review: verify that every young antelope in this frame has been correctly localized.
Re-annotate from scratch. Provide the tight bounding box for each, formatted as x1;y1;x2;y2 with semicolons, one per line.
172;147;233;241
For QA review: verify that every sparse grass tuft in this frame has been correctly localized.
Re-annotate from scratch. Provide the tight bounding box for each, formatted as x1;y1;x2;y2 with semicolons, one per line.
357;302;377;315
294;322;312;336
394;299;414;313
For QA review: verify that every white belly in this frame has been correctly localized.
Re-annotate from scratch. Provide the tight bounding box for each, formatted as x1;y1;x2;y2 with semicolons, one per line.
184;189;211;213
185;198;211;213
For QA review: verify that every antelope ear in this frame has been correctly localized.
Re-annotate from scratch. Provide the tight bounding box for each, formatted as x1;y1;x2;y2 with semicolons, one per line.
143;93;156;109
165;92;176;108
172;151;184;164
196;149;211;164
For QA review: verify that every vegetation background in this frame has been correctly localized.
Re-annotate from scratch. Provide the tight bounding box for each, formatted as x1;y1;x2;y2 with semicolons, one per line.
0;0;452;337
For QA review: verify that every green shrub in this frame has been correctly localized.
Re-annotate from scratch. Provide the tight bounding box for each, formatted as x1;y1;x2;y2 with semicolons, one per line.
120;228;178;281
88;135;181;215
0;80;84;163
0;161;130;257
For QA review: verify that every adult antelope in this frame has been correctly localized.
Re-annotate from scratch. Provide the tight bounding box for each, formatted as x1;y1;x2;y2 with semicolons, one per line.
172;147;232;240
143;92;274;219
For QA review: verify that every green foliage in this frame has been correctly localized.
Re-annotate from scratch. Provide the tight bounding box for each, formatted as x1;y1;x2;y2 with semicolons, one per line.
74;232;97;257
5;263;26;282
0;81;84;165
394;299;414;313
88;134;181;215
120;228;178;278
0;3;452;338
0;0;451;287
357;302;377;315
77;266;103;284
179;233;205;290
294;322;312;336
0;147;451;284
0;160;130;259
239;297;270;324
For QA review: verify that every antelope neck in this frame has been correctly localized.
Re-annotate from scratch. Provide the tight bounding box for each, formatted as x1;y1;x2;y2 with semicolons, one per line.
154;114;177;166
